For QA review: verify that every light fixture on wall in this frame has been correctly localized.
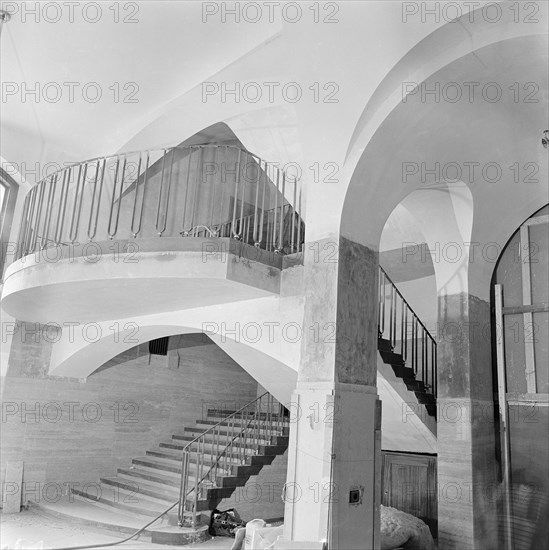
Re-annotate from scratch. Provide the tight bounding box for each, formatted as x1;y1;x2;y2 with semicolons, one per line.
543;130;549;149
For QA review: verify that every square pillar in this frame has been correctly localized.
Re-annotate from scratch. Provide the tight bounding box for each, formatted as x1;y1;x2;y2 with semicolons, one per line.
437;292;499;549
282;237;382;550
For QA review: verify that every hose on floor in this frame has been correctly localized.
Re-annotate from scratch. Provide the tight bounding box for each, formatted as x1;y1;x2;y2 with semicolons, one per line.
46;497;184;550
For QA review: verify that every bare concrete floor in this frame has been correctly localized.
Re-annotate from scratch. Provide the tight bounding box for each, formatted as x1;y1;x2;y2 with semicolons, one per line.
0;511;233;550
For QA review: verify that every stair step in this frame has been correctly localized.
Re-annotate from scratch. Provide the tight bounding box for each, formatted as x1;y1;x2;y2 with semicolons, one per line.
390;364;416;379
96;476;214;514
380;350;406;366
174;431;288;448
131;456;261;488
172;433;272;448
132;456;185;475
414;391;436;405
401;378;427;392
119;466;181;485
199;419;289;434
158;440;254;460
185;425;286;439
378;338;393;353
99;478;174;506
101;476;179;504
117;469;182;493
72;483;170;519
146;449;233;472
205;411;286;422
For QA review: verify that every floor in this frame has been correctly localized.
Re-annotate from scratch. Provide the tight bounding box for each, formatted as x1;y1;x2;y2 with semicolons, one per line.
0;510;234;550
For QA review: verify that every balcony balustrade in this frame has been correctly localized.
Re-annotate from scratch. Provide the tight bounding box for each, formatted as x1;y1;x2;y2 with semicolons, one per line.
15;144;304;261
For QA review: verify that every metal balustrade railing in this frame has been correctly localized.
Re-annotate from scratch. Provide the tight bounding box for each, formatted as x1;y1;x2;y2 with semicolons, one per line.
178;392;287;527
378;266;437;397
14;145;304;261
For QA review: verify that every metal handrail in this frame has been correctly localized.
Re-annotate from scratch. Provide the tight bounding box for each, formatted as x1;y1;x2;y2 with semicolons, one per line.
177;391;287;528
14;144;304;261
378;266;437;397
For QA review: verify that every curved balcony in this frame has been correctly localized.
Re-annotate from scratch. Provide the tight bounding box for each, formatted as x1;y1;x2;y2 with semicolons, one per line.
2;145;304;323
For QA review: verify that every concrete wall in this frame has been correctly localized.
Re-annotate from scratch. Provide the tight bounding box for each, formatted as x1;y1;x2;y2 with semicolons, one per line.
0;330;258;505
217;450;288;522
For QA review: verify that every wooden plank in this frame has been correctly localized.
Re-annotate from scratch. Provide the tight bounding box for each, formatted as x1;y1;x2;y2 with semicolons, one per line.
495;284;513;550
502;303;549;315
524;214;549;227
520;225;537;393
3;461;23;513
506;392;549;405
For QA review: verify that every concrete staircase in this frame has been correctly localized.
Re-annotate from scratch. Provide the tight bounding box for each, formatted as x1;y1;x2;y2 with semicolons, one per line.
378;337;436;419
71;409;289;526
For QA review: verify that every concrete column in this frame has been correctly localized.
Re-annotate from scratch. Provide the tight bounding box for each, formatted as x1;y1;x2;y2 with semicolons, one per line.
282;236;382;550
437;292;499;550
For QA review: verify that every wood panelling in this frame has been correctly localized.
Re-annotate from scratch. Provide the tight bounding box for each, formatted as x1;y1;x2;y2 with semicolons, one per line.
381;451;437;537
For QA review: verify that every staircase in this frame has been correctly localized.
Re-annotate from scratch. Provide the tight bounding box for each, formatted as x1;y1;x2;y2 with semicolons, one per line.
378;337;436;418
378;267;437;419
71;393;289;531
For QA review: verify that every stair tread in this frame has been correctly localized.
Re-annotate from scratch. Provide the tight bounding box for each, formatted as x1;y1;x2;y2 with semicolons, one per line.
73;484;169;513
99;478;175;506
116;472;181;493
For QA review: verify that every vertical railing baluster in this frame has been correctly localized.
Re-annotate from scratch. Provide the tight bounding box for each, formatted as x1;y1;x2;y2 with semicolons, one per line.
400;297;405;356
41;175;56;249
381;270;386;338
297;183;302;252
434;339;437;397
252;156;261;245
415;318;419;378
421;327;425;383
22;189;36;258
55;169;70;246
26;185;38;255
93;158;107;241
272;168;280;251
231;149;242;239
290;177;297;253
209;147;218;233
389;284;394;346
69;163;87;244
15;192;30;260
190;147;203;235
130;153;147;238
278;172;286;251
393;287;397;349
31;181;46;254
255;160;267;247
180;147;193;235
404;307;408;362
107;157;120;238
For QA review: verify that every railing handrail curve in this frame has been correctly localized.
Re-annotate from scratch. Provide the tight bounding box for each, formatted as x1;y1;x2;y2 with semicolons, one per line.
30;144;299;189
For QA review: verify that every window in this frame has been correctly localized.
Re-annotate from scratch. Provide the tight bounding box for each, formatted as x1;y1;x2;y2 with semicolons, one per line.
149;337;170;356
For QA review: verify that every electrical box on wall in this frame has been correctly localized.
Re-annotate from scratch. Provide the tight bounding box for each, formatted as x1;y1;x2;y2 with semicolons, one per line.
349;485;364;506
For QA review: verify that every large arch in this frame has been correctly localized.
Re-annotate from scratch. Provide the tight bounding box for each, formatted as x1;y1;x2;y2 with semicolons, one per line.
332;8;547;550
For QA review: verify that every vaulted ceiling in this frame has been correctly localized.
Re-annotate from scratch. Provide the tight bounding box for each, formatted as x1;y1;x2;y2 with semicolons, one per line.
1;2;281;172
